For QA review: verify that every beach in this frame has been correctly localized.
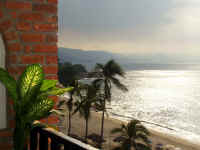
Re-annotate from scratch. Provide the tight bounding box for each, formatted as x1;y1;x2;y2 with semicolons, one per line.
61;109;200;150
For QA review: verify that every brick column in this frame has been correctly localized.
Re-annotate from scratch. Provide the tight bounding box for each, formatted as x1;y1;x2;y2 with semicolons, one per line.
0;0;58;149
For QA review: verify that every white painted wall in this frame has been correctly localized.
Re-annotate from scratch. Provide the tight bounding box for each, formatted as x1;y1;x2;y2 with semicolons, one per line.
0;34;6;129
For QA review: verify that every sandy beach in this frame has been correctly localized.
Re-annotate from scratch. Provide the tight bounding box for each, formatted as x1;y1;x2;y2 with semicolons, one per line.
60;109;200;150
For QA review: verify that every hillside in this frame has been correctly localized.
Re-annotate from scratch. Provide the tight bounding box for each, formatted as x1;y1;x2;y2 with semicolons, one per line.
58;48;200;71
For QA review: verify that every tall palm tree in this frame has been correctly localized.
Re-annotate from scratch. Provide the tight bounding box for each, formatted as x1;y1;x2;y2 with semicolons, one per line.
93;59;128;146
58;80;82;136
111;119;151;150
74;84;97;143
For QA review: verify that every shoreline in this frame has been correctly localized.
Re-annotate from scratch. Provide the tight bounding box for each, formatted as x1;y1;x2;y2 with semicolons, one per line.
109;113;200;149
62;108;200;150
107;113;200;150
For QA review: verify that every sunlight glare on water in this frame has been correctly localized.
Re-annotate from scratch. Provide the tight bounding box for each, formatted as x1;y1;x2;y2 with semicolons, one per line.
109;70;200;142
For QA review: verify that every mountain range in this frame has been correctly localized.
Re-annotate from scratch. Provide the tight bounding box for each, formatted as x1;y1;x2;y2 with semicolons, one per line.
58;47;200;71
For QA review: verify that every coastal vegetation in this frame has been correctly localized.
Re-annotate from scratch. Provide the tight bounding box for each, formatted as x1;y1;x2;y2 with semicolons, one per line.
74;84;98;143
58;80;82;136
58;61;87;86
58;59;153;149
93;59;128;147
111;119;151;150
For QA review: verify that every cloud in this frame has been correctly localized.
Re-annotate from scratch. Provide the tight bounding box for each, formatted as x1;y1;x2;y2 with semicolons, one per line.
58;0;200;56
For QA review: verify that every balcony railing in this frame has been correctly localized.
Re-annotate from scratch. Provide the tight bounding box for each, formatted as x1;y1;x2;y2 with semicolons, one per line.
30;127;99;150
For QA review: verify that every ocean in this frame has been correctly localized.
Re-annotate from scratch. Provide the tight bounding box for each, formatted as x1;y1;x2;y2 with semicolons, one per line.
108;70;200;143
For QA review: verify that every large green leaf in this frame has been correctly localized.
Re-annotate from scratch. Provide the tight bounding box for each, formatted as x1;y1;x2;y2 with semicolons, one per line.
18;64;44;103
26;96;54;122
0;68;18;102
43;87;74;96
40;80;57;92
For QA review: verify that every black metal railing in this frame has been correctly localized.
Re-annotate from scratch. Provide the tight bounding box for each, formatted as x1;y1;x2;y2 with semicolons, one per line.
30;127;99;150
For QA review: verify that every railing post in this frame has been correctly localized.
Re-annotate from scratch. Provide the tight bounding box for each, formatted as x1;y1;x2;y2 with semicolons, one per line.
51;140;61;150
39;130;49;150
30;128;38;150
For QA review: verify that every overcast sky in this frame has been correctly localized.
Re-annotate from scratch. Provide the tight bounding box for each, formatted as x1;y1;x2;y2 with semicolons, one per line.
58;0;200;56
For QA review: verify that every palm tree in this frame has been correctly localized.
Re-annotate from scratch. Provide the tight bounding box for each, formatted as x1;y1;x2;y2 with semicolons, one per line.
111;119;151;150
58;80;81;136
74;84;97;143
93;59;128;146
0;64;73;150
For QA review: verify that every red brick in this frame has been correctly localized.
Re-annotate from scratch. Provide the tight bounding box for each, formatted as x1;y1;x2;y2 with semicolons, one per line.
33;0;45;2
20;55;44;64
46;75;58;80
33;23;57;32
0;131;12;137
10;11;17;19
47;116;59;124
4;31;18;41
47;35;57;42
0;20;12;31
6;2;32;10
33;4;57;14
47;16;57;23
46;55;58;64
33;44;57;53
7;55;17;64
43;66;58;74
7;66;26;76
0;2;4;8
8;108;15;116
16;22;31;31
9;120;15;128
7;43;21;52
0;143;13;150
40;118;47;123
16;66;27;75
0;9;3;18
24;45;32;53
19;12;45;22
48;0;58;4
7;66;18;75
21;33;45;43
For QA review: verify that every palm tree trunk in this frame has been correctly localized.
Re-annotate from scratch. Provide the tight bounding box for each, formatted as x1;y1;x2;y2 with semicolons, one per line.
68;111;71;136
85;118;88;143
100;107;105;148
68;93;73;136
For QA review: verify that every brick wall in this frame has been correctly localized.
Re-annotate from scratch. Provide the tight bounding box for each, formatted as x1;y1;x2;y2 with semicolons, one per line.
0;0;58;149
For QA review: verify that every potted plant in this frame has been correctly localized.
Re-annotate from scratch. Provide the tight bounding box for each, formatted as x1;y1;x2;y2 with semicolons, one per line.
0;64;73;150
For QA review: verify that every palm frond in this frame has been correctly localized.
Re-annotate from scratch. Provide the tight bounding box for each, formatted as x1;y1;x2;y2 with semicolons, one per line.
104;60;125;77
136;143;151;150
136;133;150;145
112;146;122;150
49;109;65;117
57;100;67;108
110;77;128;91
95;63;104;72
136;125;150;136
111;127;123;134
92;78;104;90
121;139;132;150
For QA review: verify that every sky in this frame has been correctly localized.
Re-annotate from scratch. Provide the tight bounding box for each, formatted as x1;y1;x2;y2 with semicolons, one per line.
58;0;200;56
